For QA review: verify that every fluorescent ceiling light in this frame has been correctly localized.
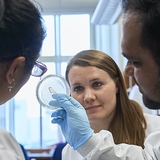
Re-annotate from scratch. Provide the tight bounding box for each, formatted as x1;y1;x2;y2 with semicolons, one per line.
91;0;122;25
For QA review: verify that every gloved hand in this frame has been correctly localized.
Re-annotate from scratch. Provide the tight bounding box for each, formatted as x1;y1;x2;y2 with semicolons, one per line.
50;93;94;150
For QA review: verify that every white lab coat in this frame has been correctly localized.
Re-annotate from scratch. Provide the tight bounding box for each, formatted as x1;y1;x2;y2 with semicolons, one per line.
0;128;25;160
62;113;160;160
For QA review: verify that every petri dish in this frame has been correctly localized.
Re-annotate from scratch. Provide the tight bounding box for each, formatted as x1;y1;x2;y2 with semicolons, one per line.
36;74;70;110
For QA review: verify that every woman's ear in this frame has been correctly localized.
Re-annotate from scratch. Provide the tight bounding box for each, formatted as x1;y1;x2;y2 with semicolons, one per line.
6;57;25;84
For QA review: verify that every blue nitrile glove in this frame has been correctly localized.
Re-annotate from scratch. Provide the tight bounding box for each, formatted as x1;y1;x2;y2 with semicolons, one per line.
49;93;94;150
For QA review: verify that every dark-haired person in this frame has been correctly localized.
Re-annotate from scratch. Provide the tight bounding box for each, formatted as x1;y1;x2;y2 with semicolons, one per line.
0;0;46;159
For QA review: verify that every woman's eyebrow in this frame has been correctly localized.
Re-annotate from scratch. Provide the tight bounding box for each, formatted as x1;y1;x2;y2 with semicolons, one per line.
70;82;81;87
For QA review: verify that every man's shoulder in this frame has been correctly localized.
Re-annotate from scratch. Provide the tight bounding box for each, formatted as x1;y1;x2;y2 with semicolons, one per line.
144;113;160;120
144;113;160;137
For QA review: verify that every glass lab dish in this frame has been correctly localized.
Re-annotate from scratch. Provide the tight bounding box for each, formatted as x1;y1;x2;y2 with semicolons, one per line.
36;74;70;110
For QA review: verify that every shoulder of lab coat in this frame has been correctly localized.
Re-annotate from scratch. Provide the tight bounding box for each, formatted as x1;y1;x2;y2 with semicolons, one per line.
62;112;160;160
77;130;160;160
145;113;160;137
0;128;25;160
76;114;160;160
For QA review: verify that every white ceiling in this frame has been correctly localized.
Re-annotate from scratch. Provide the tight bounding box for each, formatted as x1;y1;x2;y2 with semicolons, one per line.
34;0;99;14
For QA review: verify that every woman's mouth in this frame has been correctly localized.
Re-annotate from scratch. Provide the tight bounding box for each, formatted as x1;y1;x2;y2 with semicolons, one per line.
85;105;100;111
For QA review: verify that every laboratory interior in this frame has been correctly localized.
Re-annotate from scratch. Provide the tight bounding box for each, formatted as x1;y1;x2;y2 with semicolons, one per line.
0;0;158;159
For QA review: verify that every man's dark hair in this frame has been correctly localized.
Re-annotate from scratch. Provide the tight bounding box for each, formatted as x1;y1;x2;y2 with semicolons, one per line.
122;0;160;66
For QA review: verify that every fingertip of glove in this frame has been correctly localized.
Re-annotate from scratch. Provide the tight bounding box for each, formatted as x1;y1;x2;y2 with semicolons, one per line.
51;112;56;117
52;93;66;99
51;117;63;124
51;108;65;117
51;93;58;99
51;118;58;124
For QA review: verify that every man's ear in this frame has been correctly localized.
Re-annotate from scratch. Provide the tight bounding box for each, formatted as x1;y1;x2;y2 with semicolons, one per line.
6;57;25;84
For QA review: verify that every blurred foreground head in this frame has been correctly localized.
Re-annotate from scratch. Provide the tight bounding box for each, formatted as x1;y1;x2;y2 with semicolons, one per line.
0;0;46;104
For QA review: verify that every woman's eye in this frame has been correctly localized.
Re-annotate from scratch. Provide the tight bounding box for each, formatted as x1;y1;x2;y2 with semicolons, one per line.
93;82;102;88
74;86;83;92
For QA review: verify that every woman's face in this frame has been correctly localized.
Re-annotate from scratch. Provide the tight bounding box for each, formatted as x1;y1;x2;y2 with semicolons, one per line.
68;66;118;124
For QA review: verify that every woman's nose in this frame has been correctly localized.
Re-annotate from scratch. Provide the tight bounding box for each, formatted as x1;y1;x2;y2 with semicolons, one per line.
124;62;134;77
83;89;96;103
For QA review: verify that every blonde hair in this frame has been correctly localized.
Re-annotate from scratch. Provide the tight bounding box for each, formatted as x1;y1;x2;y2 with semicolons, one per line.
66;50;147;148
